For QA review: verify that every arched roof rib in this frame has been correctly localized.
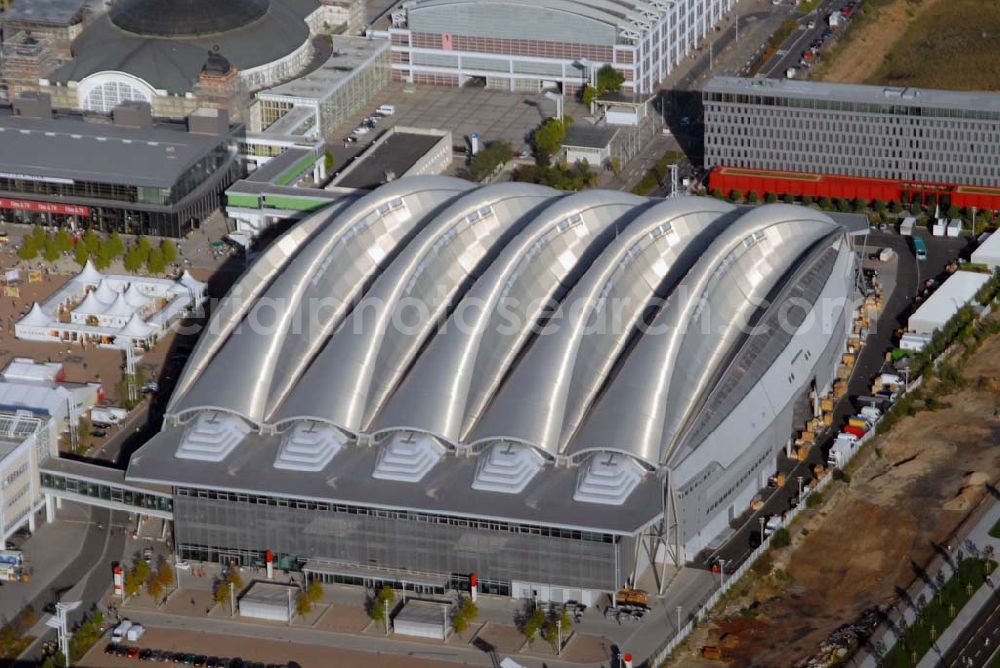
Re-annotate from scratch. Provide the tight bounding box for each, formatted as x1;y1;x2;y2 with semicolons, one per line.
555;199;738;452
171;177;473;422
673;238;846;462
167;199;348;415
263;178;475;418
469;198;735;456
568;206;842;465
371;190;646;443
271;183;554;432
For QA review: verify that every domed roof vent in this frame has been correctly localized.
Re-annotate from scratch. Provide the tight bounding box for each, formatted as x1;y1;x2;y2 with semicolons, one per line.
110;0;270;38
202;50;234;77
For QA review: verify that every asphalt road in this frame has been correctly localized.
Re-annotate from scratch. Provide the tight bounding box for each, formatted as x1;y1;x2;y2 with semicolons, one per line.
943;585;1000;667
758;0;844;79
17;507;128;665
699;226;965;572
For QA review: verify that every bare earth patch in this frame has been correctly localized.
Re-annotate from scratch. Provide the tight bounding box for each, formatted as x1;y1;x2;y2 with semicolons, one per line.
817;0;1000;90
675;328;1000;666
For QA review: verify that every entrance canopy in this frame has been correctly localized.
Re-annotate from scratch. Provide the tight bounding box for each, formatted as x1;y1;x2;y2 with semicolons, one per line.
302;559;449;589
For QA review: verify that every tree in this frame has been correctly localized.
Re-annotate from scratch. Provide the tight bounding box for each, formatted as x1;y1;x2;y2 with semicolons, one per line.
580;83;597;106
156;560;174;589
136;236;151;265
108;231;125;259
91;239;114;270
711;188;724;199
306;578;323;604
146;247;166;274
819;196;833;210
947;204;960;219
872;199;886;214
595;64;625;94
764;192;777;204
368;585;396;632
73;242;90;267
123;246;143;273
520;607;545;645
783;193;795;204
451;595;479;634
803;195;814;206
296;591;313;616
160;239;178;265
213;580;230;606
607;157;622;176
747;191;760;205
889;200;901;214
146;576;165;601
55;229;73;254
17;236;38;260
532;118;568;165
42;235;60;262
226;568;244;592
728;189;743;203
854;198;869;213
469;140;515;181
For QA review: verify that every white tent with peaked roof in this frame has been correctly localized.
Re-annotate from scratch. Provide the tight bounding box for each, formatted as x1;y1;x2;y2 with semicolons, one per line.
101;292;137;326
73;291;108;319
93;279;119;305
123;284;152;309
76;259;103;285
20;302;50;327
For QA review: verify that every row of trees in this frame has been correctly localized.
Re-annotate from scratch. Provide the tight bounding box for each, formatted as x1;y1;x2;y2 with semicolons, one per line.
212;568;245;609
39;608;105;668
518;602;573;651
710;189;1000;229
16;225;178;274
295;579;324;616
123;555;175;604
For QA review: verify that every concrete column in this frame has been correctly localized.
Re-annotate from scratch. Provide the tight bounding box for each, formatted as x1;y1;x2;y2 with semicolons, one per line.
45;494;55;523
55;496;63;510
28;509;36;532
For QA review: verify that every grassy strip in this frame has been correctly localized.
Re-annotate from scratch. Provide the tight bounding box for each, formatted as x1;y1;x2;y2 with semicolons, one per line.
751;18;799;76
883;559;996;667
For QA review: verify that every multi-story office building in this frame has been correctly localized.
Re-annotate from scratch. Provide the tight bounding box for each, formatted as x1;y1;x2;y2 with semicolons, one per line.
370;0;738;94
0;98;243;237
704;77;1000;210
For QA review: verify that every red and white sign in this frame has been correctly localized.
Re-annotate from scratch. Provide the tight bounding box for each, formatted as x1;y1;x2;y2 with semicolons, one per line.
0;198;89;217
113;565;124;597
442;33;453;51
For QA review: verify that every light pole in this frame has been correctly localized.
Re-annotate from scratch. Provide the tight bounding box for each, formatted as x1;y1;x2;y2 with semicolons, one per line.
557;617;563;655
45;600;81;668
718;559;729;588
758;516;766;546
229;581;235;616
797;476;805;500
384;597;390;636
676;605;682;633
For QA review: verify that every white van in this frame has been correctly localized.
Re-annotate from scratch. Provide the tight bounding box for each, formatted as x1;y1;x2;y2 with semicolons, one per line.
376;104;396;116
111;620;132;642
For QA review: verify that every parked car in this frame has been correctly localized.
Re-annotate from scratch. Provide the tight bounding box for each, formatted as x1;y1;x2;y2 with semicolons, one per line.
90;429;108;438
352;126;370;137
806;18;816;28
376;104;396;116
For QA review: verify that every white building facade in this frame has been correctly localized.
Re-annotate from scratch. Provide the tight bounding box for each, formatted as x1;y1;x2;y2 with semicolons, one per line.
372;0;737;94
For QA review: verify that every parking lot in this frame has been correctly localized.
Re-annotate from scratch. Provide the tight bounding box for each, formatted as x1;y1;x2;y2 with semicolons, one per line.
329;83;591;176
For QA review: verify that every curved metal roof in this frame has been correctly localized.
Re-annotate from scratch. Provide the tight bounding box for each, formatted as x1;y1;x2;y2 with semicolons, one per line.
111;0;270;37
170;183;849;472
403;0;656;33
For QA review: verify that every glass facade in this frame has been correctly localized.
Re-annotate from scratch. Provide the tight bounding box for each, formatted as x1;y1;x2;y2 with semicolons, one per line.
173;488;619;592
0;140;243;236
39;472;173;513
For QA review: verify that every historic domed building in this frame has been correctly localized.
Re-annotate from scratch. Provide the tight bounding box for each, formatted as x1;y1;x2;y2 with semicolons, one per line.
28;0;335;120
